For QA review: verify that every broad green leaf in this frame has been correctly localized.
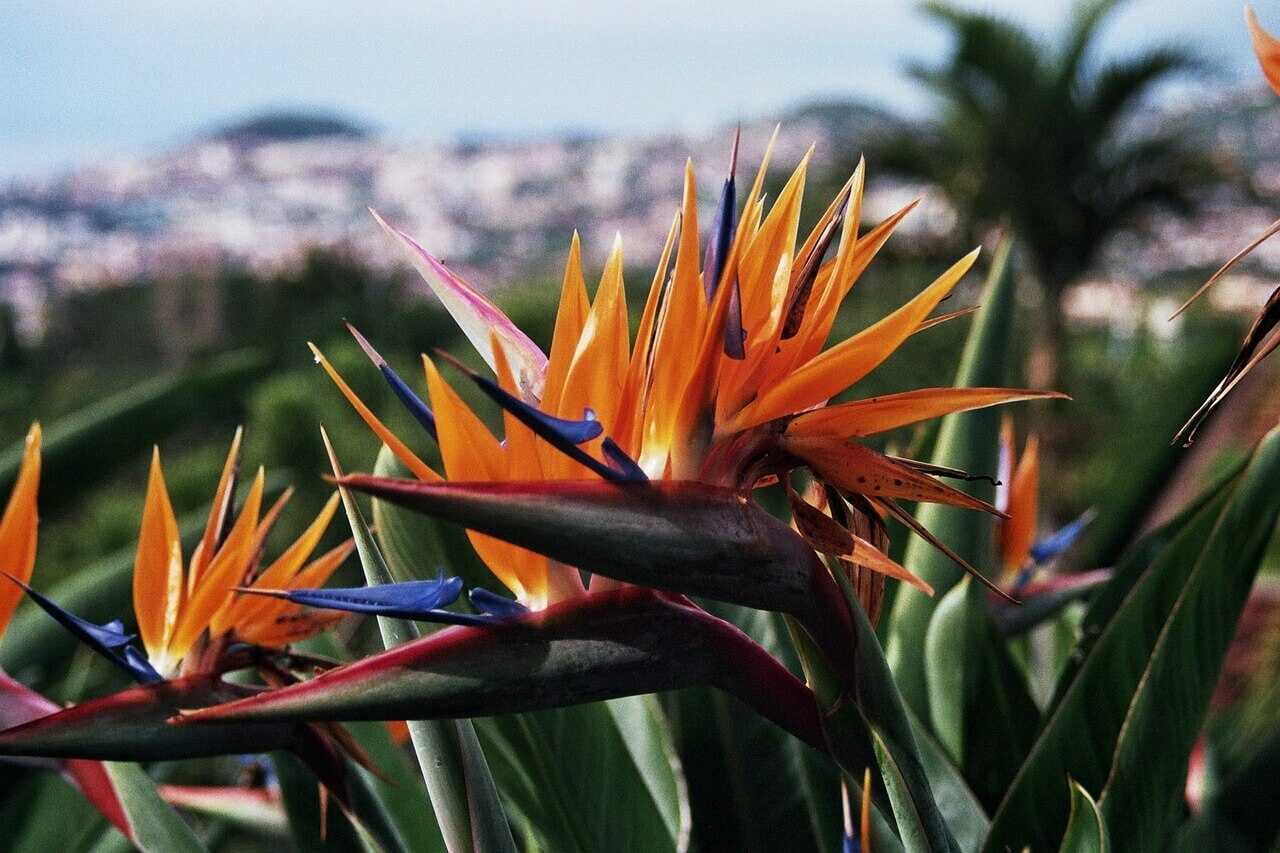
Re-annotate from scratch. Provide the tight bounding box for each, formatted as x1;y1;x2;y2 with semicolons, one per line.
298;633;445;853
604;696;689;846
667;603;840;853
2;771;113;853
983;427;1280;852
273;751;380;853
924;578;1038;811
328;433;516;853
792;560;961;853
907;707;988;853
1058;780;1108;853
476;700;687;853
101;763;207;853
886;238;1017;716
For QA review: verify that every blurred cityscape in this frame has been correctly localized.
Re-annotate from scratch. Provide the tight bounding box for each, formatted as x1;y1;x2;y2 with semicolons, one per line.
4;90;1279;341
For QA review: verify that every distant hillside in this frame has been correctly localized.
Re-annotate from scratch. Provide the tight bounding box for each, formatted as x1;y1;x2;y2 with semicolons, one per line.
213;111;368;144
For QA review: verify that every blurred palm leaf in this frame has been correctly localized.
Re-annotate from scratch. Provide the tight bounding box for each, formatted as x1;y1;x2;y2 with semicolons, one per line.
869;0;1214;387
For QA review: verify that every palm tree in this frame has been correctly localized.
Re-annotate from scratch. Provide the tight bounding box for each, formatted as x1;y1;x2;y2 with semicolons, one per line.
873;0;1215;389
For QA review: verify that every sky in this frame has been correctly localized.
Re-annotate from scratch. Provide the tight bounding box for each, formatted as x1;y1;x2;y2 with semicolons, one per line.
0;0;1261;179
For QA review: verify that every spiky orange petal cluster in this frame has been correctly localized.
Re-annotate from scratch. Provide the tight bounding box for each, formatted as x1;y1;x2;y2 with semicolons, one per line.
132;431;350;675
317;140;1062;607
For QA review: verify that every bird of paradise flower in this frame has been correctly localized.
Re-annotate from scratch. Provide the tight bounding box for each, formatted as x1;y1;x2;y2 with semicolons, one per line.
302;132;1064;619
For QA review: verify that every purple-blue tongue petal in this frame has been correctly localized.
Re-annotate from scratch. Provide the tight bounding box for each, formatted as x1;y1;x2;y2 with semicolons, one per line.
435;350;647;485
2;573;161;684
703;129;744;358
1029;508;1096;565
237;574;509;626
346;322;438;442
703;128;740;302
467;588;528;617
601;438;648;483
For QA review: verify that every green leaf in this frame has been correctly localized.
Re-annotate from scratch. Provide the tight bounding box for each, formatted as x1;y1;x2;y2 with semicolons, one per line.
326;431;516;853
297;633;445;853
907;707;989;853
604;695;689;846
2;771;113;853
476;699;688;853
101;763;207;853
667;604;841;853
272;750;381;853
885;238;1017;716
983;427;1280;852
1058;780;1108;853
793;561;961;853
924;578;1038;811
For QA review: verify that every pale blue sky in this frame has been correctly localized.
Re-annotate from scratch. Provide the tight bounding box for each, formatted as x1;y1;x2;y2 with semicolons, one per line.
0;0;1259;178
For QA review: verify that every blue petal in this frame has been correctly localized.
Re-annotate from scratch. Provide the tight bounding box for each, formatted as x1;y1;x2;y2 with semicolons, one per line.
601;438;649;483
842;833;860;853
380;363;438;442
702;131;744;359
1029;508;1096;565
347;323;438;442
702;129;739;302
468;587;528;617
120;646;163;683
5;575;160;684
283;576;465;616
437;351;647;485
247;574;508;626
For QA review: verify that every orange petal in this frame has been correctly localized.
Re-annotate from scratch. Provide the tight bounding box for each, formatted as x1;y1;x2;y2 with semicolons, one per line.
641;161;704;475
492;335;544;480
732;248;979;431
792;196;913;368
1000;434;1039;574
541;232;591;417
237;540;355;643
1248;7;1280;96
132;446;182;664
169;467;266;662
558;234;629;439
614;211;680;454
423;353;505;481
189;428;242;596
784;435;1002;516
223;491;341;631
736;149;810;340
424;353;537;602
0;424;40;640
845;536;934;596
309;342;440;482
246;610;348;648
786;387;1066;439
